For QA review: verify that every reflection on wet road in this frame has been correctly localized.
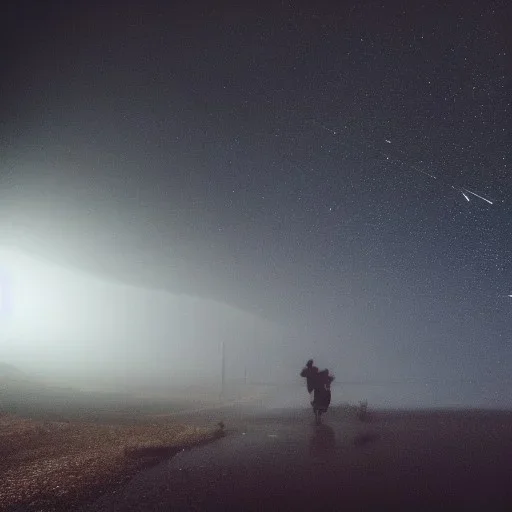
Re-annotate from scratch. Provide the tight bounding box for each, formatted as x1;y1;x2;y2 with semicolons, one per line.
85;406;512;511
309;423;336;457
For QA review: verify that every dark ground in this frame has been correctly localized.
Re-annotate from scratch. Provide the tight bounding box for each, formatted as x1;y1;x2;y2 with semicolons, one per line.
80;405;512;511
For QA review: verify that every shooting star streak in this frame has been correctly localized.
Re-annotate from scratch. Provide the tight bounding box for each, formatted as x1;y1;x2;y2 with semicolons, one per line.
462;188;493;205
309;119;498;208
413;166;437;180
311;120;338;136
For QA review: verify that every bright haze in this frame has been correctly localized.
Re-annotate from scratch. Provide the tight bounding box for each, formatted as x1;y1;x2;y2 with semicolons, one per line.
0;1;510;407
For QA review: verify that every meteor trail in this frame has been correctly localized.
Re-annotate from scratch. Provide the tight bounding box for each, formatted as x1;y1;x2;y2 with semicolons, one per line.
461;188;493;205
309;119;496;208
414;166;437;180
311;120;337;136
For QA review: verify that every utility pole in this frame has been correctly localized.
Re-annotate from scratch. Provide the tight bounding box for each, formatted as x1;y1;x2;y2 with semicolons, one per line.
220;340;226;401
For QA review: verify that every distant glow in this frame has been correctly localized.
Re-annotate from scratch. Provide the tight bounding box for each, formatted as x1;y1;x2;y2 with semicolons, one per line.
0;271;10;316
0;249;93;341
0;247;282;391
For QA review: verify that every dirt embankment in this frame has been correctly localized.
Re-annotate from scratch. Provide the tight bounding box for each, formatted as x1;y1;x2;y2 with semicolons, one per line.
0;414;223;511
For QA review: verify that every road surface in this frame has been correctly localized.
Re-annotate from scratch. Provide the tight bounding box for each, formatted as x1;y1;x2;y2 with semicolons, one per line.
84;405;512;510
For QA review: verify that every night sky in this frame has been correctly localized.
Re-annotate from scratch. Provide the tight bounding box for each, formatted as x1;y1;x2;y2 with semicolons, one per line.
1;1;511;395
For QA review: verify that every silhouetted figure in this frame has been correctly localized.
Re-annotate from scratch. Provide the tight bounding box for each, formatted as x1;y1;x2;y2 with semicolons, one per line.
300;360;335;424
313;369;334;413
300;359;319;394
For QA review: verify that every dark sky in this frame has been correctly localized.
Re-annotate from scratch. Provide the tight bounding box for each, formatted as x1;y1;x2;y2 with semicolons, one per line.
1;1;511;386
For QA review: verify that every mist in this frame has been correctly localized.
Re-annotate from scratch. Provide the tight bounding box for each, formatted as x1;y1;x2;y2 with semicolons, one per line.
1;244;509;410
0;242;397;399
0;0;509;414
0;247;287;394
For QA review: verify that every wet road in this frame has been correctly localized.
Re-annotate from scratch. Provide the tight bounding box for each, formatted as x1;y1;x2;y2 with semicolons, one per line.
85;406;512;511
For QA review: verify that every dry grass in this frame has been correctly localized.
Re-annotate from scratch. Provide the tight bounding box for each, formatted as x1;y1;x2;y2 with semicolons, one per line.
0;413;221;511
